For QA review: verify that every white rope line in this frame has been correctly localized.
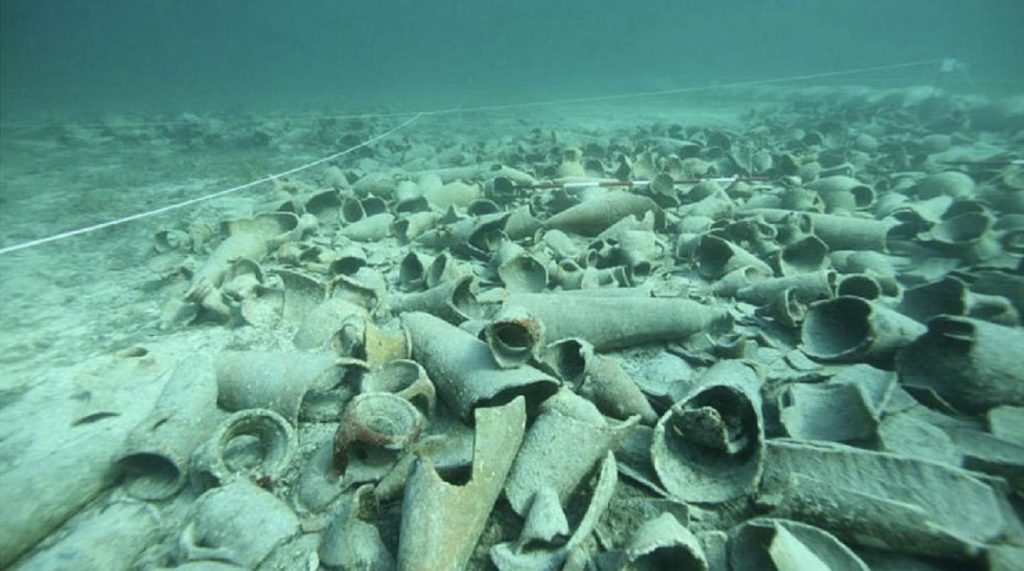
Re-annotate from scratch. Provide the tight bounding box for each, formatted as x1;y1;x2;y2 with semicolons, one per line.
419;59;946;116
0;113;422;255
1;59;944;130
0;58;946;255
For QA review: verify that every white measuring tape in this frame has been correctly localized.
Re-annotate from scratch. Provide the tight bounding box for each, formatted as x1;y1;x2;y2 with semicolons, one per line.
0;114;422;255
0;59;947;256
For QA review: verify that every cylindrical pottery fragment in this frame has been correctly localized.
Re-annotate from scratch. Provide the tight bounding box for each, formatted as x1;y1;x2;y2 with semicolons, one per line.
295;436;342;513
179;479;299;569
393;211;437;244
506;292;731;351
497;205;540;243
338;212;395;241
397;251;432;292
276;268;327;327
332;268;386;313
711;266;772;298
729;518;869;571
304;189;342;221
696;235;774;279
544;191;661;237
809;213;899;253
328;244;367;276
292;297;367;353
541;337;595;386
1;360;163;567
221;211;300;247
389;275;487;325
800;297;927;365
154;229;192;253
402;312;559;421
484;306;545;369
581;355;658;424
897;316;1024;412
623;512;708;571
191;408;297;489
541;228;583;261
753;288;808;328
115;356;221;500
490;451;619;571
214;351;345;425
186;233;268;303
836;273;882;300
497;252;549;293
341;196;367;225
651;360;764;503
363;359;437;416
425;251;468;289
748;209;899;253
759;439;1004;558
737;270;836;305
12;500;161;571
920;211;1000;262
504;390;637;517
334;392;424;481
424;180;481;209
775;235;829;276
914;171;976;199
778;382;880;443
780;186;826;212
807;176;875;212
319;485;394;569
398;397;527;571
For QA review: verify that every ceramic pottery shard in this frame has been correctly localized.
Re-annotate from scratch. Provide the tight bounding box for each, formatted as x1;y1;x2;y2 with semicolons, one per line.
915;171;976;200
896;316;1024;413
14;500;161;571
334;392;424;484
187;212;299;304
296;436;343;514
807;175;875;212
116;355;220;500
490;452;619;571
276;269;327;328
696;235;774;279
389;275;487;325
623;512;708;571
402;312;559;421
504;389;638;517
339;212;396;241
319;485;395;570
988;405;1024;443
214;350;345;425
179;479;299;569
191;408;297;488
800;296;926;365
778;382;879;443
580;355;658;424
652;360;764;503
484;306;545;369
506;292;730;351
736;270;836;305
543;191;661;237
362;359;437;417
397;397;527;571
877;412;958;466
292;297;367;353
759;439;1006;558
729;518;869;571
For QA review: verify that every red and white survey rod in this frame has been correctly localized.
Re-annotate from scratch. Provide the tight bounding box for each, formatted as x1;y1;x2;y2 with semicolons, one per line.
518;175;770;191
